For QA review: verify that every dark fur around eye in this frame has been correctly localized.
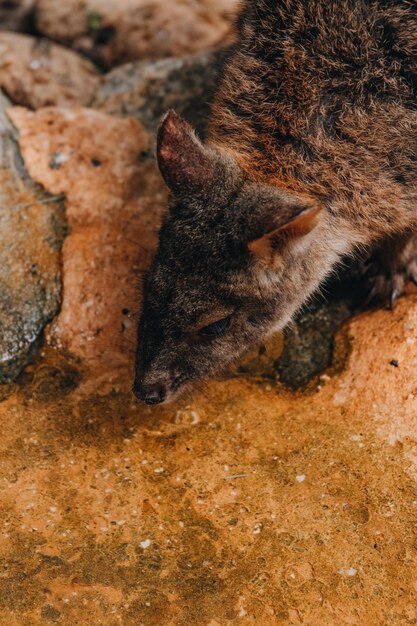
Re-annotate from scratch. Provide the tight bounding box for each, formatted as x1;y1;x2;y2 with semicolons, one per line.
198;315;232;337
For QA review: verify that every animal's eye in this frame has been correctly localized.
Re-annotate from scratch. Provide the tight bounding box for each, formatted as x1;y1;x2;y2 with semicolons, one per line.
198;314;232;338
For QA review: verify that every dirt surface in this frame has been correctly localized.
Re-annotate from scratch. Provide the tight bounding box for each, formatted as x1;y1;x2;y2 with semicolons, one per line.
1;103;417;625
0;298;416;625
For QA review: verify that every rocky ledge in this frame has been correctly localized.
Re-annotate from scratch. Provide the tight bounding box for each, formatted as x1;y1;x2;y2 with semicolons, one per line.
0;91;65;382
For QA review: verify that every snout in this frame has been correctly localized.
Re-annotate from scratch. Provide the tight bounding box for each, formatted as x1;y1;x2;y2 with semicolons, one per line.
132;380;167;405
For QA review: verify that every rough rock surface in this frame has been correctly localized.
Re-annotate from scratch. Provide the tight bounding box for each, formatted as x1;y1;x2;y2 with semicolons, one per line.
93;49;223;136
0;32;100;109
0;0;34;32
276;300;352;389
8;105;160;390
331;294;417;471
35;0;239;69
0;93;64;383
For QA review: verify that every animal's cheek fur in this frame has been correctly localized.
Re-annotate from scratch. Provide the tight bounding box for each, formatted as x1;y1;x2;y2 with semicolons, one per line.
186;323;269;374
137;304;275;388
146;339;226;381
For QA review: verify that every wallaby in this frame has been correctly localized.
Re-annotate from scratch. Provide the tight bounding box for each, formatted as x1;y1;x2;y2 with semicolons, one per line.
133;0;417;404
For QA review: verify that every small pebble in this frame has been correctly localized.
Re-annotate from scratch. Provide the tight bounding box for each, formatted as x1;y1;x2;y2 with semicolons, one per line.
30;59;44;70
338;567;357;576
49;151;70;169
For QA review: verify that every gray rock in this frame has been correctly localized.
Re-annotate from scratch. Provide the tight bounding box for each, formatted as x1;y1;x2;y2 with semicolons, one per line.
0;91;65;382
92;48;226;137
273;257;369;389
275;300;352;389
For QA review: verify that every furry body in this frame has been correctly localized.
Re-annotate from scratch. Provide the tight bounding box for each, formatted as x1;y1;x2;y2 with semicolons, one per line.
134;0;417;404
210;0;417;237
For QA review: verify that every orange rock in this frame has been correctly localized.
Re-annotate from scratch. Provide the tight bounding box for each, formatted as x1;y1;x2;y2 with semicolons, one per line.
0;32;100;109
328;295;417;472
9;105;167;389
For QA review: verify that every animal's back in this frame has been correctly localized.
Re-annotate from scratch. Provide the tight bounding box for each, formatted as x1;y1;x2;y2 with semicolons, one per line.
209;0;417;229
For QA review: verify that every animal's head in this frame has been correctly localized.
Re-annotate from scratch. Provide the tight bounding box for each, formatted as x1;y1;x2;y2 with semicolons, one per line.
133;111;337;404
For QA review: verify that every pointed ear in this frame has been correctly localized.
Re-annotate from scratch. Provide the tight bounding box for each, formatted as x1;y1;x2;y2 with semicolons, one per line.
157;110;217;197
248;206;322;267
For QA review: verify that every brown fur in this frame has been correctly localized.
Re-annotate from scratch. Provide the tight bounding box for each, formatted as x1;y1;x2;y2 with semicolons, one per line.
209;0;416;238
133;0;417;404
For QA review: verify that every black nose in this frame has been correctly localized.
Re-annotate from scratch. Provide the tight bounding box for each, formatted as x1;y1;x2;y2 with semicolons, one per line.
133;381;167;405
